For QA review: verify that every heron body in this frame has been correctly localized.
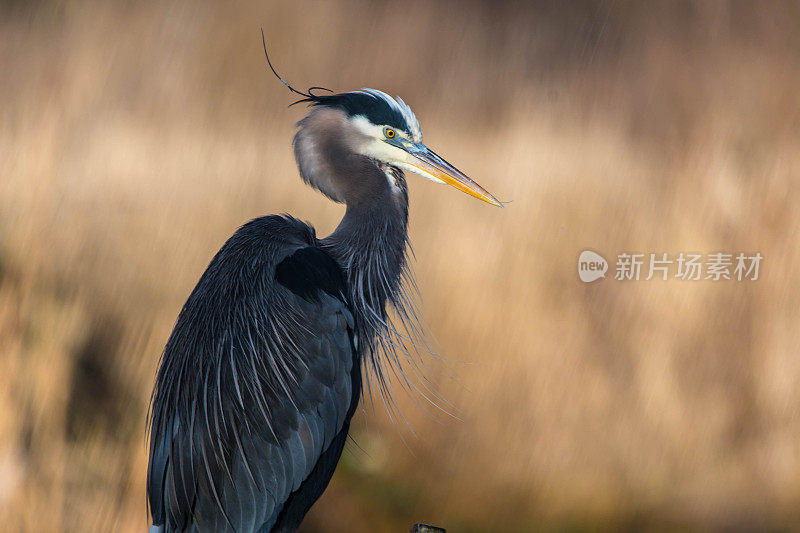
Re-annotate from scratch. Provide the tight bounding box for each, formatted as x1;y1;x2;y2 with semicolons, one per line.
147;64;501;532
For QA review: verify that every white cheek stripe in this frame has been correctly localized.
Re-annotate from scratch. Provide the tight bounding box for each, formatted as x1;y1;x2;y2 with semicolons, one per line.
350;115;385;138
349;114;443;186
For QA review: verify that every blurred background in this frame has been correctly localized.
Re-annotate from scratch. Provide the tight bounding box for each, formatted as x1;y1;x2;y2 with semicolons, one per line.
1;0;799;531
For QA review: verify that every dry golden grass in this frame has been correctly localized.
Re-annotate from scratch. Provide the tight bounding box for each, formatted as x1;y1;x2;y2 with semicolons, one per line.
1;1;799;531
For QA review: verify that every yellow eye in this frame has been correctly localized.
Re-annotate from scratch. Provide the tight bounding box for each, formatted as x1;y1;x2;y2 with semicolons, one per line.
385;128;396;139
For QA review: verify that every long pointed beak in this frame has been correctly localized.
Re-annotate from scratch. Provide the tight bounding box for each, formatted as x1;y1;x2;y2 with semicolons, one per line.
396;142;503;207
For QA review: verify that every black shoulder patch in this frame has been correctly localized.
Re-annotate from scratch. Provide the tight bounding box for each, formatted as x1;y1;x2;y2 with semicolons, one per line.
275;247;348;304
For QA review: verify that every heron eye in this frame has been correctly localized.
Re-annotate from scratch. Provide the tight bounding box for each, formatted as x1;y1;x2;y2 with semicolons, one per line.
385;128;396;139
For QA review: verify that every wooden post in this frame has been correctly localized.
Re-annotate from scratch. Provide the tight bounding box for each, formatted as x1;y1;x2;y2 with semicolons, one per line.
410;524;446;533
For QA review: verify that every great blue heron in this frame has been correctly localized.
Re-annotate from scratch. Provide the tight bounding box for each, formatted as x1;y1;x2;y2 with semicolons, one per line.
146;35;501;533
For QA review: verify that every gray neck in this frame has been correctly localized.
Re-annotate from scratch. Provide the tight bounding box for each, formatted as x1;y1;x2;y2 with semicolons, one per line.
321;172;409;327
294;106;412;357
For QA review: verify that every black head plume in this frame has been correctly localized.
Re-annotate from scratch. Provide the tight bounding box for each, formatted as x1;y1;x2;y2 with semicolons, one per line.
260;29;419;136
260;28;333;102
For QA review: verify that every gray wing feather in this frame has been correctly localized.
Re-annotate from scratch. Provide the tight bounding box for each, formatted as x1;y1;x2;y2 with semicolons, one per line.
183;292;354;533
147;217;358;533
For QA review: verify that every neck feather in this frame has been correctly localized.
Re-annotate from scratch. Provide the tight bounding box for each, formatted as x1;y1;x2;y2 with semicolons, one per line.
322;195;419;407
322;185;410;330
297;107;420;407
295;105;411;321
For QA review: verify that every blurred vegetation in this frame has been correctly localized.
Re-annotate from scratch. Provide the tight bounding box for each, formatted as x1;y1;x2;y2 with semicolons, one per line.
1;0;800;531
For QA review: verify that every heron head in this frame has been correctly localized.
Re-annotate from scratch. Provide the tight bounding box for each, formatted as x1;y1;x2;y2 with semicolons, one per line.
298;88;502;207
261;31;501;207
